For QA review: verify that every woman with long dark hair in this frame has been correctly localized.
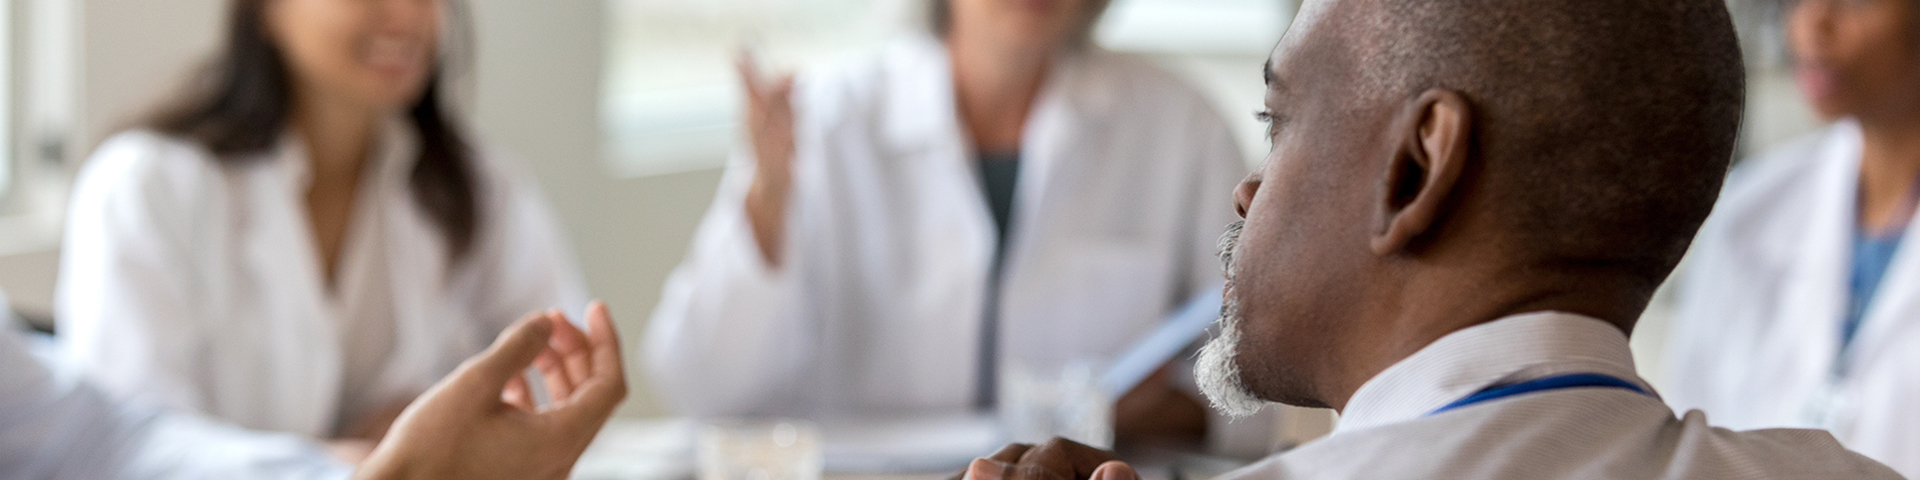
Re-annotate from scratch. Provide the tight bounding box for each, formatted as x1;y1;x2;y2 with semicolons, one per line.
53;0;585;459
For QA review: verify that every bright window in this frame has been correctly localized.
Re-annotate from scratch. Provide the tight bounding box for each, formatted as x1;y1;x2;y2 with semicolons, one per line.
603;0;906;177
0;0;80;256
602;0;1294;177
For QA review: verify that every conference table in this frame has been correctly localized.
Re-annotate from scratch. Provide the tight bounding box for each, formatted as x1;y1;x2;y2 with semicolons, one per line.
571;417;1257;480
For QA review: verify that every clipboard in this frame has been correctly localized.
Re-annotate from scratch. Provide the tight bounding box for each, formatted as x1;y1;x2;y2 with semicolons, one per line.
1097;285;1225;399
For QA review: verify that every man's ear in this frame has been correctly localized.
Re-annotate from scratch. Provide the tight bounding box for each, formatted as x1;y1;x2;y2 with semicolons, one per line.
1371;89;1472;255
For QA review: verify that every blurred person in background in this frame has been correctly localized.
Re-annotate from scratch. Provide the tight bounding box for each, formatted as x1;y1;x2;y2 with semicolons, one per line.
647;0;1254;448
5;304;627;480
54;0;586;462
954;0;1906;476
1663;0;1920;475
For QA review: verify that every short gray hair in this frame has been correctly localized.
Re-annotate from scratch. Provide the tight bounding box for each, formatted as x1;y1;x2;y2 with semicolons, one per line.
1349;0;1746;284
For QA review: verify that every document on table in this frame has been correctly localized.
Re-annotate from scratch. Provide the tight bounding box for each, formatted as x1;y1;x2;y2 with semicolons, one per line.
1098;285;1224;399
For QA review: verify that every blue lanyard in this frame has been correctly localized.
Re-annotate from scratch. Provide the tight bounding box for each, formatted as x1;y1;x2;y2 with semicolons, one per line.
1429;373;1651;416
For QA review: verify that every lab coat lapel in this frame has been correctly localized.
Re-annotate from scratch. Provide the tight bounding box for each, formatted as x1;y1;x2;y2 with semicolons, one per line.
880;37;963;159
999;52;1109;353
864;37;998;408
1758;125;1860;425
1013;52;1097;260
1854;250;1920;372
253;136;344;436
1842;122;1914;381
363;120;459;403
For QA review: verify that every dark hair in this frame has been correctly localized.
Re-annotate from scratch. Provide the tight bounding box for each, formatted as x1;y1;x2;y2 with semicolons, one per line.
150;0;480;259
928;0;1113;48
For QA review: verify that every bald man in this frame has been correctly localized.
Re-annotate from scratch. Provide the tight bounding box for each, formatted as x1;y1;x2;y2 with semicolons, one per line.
955;0;1903;478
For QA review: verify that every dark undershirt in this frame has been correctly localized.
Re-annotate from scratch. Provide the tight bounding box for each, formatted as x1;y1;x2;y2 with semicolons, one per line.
1838;173;1920;378
976;151;1020;410
979;153;1022;244
1842;229;1902;376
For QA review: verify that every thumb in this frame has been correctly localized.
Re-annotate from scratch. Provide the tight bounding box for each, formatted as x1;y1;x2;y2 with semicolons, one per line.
768;75;795;102
1090;462;1139;480
457;313;555;390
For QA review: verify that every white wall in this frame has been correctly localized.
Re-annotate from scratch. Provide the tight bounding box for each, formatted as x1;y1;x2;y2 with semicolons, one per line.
0;0;227;320
464;0;714;416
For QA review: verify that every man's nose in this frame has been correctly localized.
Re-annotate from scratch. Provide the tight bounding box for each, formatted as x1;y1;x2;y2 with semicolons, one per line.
1234;172;1260;219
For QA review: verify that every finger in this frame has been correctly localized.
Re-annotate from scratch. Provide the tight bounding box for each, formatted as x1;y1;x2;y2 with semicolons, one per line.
1017;438;1115;480
455;313;556;393
536;349;577;400
503;373;536;412
965;458;1011;480
1090;462;1139;480
584;301;626;389
767;75;795;103
554;301;628;429
987;444;1034;464
735;49;764;100
1006;464;1072;480
547;309;594;387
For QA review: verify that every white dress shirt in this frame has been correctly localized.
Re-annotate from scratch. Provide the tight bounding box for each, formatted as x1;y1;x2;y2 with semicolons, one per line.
646;36;1247;417
56;122;587;438
0;325;349;479
1219;312;1900;480
1664;120;1920;477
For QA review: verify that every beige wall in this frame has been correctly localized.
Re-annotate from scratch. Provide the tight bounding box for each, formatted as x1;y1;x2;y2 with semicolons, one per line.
74;0;224;149
0;0;230;320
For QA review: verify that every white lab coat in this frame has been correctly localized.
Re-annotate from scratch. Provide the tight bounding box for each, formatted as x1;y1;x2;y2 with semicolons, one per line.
1663;120;1920;476
646;36;1248;418
55;122;587;439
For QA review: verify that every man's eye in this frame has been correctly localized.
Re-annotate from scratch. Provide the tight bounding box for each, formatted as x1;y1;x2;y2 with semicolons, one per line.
1254;110;1285;140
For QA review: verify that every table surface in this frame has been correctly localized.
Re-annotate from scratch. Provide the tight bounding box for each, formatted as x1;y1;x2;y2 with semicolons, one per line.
571;418;1252;480
572;419;697;480
568;416;998;480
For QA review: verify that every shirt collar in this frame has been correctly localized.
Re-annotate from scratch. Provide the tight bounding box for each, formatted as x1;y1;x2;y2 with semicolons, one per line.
1333;311;1650;434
